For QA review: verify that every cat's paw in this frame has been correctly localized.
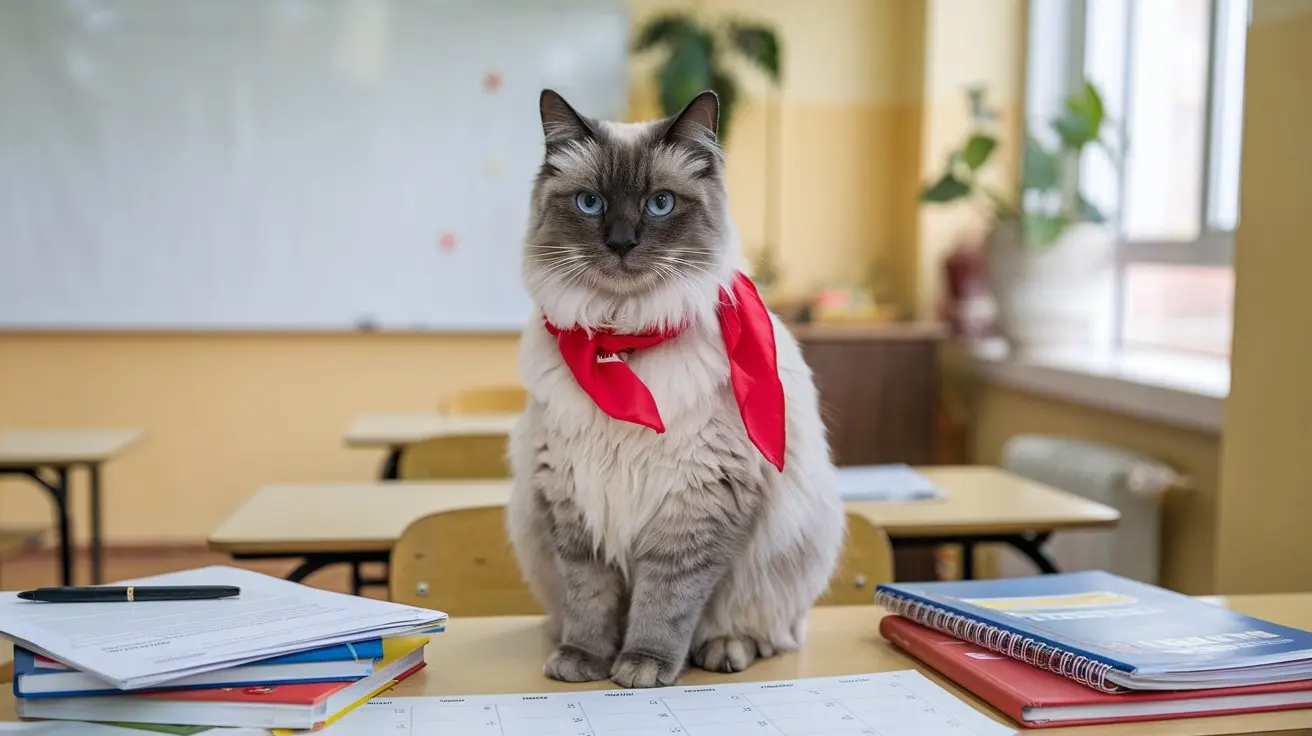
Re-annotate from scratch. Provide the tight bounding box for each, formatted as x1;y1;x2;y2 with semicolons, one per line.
692;635;759;673
543;644;613;683
610;650;682;688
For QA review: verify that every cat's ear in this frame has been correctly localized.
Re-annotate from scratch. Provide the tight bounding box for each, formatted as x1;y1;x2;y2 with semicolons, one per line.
540;89;597;147
661;90;719;145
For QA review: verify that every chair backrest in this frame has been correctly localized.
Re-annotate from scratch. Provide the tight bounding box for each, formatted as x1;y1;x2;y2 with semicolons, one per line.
396;433;511;480
817;513;895;605
439;385;528;415
390;506;543;615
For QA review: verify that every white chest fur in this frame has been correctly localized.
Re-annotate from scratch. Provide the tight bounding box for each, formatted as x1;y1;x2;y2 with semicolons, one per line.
517;321;765;575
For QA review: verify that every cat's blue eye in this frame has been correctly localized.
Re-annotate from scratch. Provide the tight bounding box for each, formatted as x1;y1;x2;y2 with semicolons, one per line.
645;191;675;217
575;191;604;216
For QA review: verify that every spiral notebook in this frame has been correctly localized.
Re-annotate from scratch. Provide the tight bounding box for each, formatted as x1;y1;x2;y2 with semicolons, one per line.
876;572;1312;693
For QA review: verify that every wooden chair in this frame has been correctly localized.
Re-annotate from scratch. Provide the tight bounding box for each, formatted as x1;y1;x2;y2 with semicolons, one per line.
438;385;528;415
347;434;510;594
390;506;543;615
396;433;511;480
817;513;895;606
388;508;893;613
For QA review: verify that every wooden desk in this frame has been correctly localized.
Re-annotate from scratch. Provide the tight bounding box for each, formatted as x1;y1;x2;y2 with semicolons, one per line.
13;599;1295;733
345;412;521;479
379;597;1312;735
849;466;1120;579
0;429;141;585
2;599;1310;734
209;467;1117;583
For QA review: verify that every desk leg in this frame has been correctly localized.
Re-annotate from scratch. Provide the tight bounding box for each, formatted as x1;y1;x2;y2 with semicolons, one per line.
1;466;76;585
285;557;338;584
1006;532;1059;574
380;448;401;480
89;462;104;584
891;532;1061;581
278;553;391;592
53;467;73;586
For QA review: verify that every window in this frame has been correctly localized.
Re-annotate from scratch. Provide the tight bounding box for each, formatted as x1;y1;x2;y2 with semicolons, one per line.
1025;0;1248;357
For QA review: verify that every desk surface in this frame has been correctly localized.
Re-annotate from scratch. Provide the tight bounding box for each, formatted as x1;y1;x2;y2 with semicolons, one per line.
0;429;141;468
380;596;1312;735
0;598;1308;733
344;412;521;448
209;481;516;554
208;467;1118;556
850;466;1119;537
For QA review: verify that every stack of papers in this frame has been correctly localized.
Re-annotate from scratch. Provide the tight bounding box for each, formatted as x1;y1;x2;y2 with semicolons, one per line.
835;464;946;502
0;566;444;691
0;566;446;730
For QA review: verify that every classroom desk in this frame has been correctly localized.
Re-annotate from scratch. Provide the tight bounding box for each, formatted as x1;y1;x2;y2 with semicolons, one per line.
0;429;141;586
0;597;1308;733
382;596;1312;735
344;412;521;479
848;466;1120;579
208;467;1118;588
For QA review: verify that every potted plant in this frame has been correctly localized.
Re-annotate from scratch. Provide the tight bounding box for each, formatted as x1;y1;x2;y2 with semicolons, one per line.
633;14;784;293
920;82;1118;349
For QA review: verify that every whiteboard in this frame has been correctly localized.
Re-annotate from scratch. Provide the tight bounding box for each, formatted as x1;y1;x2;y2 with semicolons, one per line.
0;0;628;331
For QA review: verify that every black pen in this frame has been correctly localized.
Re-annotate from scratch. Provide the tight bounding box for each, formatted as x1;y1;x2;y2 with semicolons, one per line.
16;585;240;603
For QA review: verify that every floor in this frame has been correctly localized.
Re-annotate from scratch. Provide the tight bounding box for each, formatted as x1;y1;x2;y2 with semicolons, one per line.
0;546;389;598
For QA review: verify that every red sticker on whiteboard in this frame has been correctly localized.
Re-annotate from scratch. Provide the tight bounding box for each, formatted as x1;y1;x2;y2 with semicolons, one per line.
439;232;458;251
483;72;502;93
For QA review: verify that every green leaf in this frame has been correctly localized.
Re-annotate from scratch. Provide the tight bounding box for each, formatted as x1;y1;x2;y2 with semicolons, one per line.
1077;195;1107;223
962;134;997;170
1023;213;1070;248
728;22;782;82
709;68;738;142
633;14;699;52
1021;136;1061;191
920;173;972;203
1054;81;1104;148
657;33;714;116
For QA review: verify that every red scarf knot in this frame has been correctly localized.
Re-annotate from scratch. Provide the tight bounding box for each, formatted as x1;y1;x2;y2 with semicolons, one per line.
544;271;786;471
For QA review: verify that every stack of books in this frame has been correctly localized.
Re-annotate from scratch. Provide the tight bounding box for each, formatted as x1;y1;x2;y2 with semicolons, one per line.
0;566;447;731
877;572;1312;729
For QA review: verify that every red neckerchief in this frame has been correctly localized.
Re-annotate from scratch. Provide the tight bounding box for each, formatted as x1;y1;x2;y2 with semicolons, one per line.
544;271;786;471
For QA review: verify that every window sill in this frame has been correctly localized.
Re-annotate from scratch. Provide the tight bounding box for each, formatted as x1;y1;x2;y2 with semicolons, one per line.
971;343;1229;434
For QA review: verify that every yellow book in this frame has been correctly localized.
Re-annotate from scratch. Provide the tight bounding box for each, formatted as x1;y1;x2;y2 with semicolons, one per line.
271;635;430;734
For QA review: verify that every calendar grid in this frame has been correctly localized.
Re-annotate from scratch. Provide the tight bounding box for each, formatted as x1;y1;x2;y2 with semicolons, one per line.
318;672;1015;736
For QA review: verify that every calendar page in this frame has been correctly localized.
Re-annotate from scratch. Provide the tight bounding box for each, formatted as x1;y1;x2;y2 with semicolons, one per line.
316;671;1014;736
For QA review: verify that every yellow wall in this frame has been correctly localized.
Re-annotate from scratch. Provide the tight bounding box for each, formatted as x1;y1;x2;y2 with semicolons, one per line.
0;0;929;543
1213;0;1312;594
0;334;520;542
915;0;1026;319
969;384;1221;594
629;0;928;309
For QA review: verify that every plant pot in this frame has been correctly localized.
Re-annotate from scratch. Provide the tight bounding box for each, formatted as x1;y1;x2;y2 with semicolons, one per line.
985;220;1117;350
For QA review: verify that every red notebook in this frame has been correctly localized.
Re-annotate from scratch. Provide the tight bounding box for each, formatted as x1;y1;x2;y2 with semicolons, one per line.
17;637;428;730
881;615;1312;728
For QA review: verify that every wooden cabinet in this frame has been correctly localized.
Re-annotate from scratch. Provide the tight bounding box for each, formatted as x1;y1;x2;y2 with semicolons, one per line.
792;322;944;465
791;322;946;581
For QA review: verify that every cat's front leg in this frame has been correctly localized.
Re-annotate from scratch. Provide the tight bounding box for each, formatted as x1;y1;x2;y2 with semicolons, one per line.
612;480;763;688
541;492;625;683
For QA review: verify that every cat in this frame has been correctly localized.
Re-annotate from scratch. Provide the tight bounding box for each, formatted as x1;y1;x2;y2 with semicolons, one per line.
506;88;845;689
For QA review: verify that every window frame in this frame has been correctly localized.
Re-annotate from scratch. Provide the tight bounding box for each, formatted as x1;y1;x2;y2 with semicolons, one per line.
1025;0;1242;351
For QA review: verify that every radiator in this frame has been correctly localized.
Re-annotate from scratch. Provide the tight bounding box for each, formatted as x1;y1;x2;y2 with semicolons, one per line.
996;435;1184;584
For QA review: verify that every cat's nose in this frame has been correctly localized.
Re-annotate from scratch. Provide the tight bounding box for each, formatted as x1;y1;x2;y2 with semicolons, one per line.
605;237;639;257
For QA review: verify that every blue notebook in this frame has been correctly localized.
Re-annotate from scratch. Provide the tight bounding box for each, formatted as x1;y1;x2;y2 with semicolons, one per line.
877;572;1312;692
14;638;386;698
